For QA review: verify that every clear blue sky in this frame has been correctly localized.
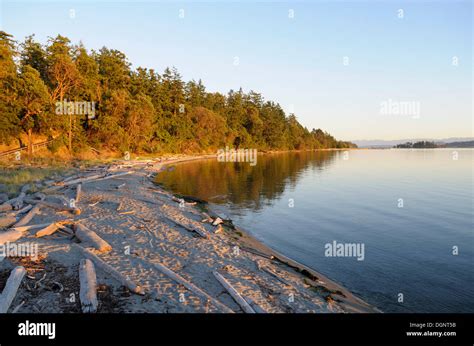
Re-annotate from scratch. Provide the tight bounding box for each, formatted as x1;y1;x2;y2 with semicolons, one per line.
1;0;472;141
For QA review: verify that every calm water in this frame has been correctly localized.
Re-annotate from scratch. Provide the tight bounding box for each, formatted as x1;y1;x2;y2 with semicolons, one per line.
155;150;474;312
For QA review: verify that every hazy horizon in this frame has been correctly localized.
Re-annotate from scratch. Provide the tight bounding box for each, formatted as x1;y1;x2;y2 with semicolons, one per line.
1;0;472;142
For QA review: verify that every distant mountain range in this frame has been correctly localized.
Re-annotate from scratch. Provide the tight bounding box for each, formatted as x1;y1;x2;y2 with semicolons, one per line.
351;137;474;148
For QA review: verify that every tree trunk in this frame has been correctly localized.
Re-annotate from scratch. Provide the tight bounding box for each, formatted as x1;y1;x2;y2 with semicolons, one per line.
68;112;72;152
27;128;33;156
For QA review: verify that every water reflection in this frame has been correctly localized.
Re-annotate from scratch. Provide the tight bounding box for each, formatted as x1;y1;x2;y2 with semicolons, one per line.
155;151;338;210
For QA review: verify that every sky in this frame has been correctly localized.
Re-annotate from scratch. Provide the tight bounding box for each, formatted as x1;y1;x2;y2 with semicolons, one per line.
1;0;472;141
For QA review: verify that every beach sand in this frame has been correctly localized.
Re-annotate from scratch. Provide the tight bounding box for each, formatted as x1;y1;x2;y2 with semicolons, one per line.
0;156;379;313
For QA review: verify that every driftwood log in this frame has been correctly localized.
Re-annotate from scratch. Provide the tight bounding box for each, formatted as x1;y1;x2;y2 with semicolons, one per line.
151;262;233;313
243;296;267;313
61;173;105;186
73;244;144;295
163;216;209;238
35;222;62;238
34;200;81;215
74;223;112;253
0;229;24;246
11;222;65;233
0;266;26;313
12;205;41;228
213;271;255;313
75;183;82;203
79;258;98;313
90;171;133;183
11;204;33;216
0;216;17;228
62;171;132;187
0;203;12;213
10;192;26;210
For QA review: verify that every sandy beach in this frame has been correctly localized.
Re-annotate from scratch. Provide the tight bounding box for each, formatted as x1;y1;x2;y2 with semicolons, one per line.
0;155;378;313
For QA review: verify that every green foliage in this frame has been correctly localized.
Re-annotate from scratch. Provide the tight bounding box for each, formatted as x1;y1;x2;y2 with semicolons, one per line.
0;31;356;154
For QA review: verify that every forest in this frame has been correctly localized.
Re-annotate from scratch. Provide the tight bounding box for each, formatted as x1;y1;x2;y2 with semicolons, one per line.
0;31;356;157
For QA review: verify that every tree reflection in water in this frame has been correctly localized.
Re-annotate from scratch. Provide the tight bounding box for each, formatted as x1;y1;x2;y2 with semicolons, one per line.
155;151;337;211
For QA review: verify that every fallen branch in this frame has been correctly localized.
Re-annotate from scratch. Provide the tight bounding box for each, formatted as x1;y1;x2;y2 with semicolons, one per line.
79;258;98;313
212;271;255;313
74;223;112;253
73;244;144;295
241;247;275;260
0;266;26;313
151;262;233;313
118;210;135;215
260;266;292;286
163;216;209;239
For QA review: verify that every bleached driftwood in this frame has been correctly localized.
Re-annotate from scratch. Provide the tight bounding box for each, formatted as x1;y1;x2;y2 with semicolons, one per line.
0;266;26;313
20;184;31;194
163;216;209;238
241;247;275;260
12;205;41;227
11;222;63;232
151;262;233;313
212;217;223;226
63;174;80;183
90;171;133;183
0;216;17;228
214;224;223;234
60;173;105;187
75;183;82;203
35;223;62;238
74;223;112;253
63;171;132;187
10;192;26;210
57;224;74;236
260;266;292;286
24;192;46;203
79;258;98;313
212;271;255;313
35;200;81;215
11;204;33;216
0;229;24;246
0;203;12;213
171;196;196;206
73;244;144;295
243;296;267;313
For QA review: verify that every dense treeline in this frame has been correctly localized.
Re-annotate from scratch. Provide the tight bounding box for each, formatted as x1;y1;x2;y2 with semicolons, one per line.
395;141;438;148
0;31;355;156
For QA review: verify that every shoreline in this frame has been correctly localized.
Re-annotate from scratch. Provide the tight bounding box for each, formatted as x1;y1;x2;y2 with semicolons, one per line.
0;154;379;313
154;154;379;313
